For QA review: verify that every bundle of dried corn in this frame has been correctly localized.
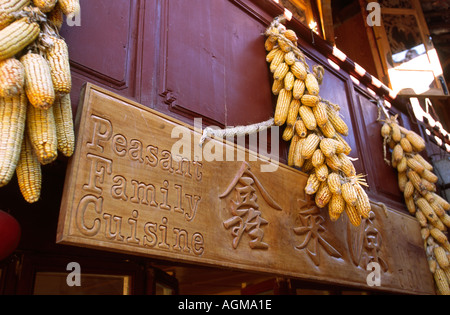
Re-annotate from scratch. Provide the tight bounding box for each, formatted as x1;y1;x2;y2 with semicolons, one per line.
265;16;369;227
0;0;78;203
380;114;450;295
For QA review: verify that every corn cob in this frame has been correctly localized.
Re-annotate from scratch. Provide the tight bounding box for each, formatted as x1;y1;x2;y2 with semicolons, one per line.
315;164;329;182
0;93;27;187
287;134;299;167
284;71;295;91
301;133;321;160
320;138;337;158
21;53;55;109
26;104;58;165
282;124;294;142
294;119;307;138
342;182;358;207
390;122;401;142
422;169;438;184
305;173;320;195
354;183;371;219
346;203;362;227
397;156;408;173
320;121;336;138
293;138;305;168
292;79;305;100
46;35;72;95
334;133;352;155
421;227;430;240
407;169;425;193
0;57;24;97
305;73;320;96
327;172;342;195
58;0;80;16
430;228;449;245
311;149;325;168
339;153;356;177
284;51;296;66
416;210;427;227
434;246;450;269
398;171;408;192
421;178;436;193
315;181;332;208
53;94;74;157
265;37;276;52
432;192;450;211
32;0;56;12
429;258;437;274
0;0;30;30
302;158;314;173
274;62;289;81
291;61;307;80
0;17;40;61
278;38;292;53
272;79;283;96
301;94;319;108
312;101;328;128
326;154;342;172
274;89;291;126
400;137;413;153
326;107;349;136
16;133;41;203
403;181;414;199
270;50;285;73
406;131;426;152
329;193;345;221
407;158;425;175
381;123;391;138
266;47;281;63
434;268;450;295
283;29;298;44
405;196;416;214
392;144;403;163
299;105;317;131
416;198;439;226
286;99;300;127
439;213;450;229
413;154;433;172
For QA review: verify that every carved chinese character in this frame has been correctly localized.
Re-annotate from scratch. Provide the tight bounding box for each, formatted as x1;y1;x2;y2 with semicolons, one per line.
294;197;342;266
220;162;281;250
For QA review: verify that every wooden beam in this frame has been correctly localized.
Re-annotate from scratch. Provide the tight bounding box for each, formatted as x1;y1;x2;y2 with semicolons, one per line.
317;0;335;44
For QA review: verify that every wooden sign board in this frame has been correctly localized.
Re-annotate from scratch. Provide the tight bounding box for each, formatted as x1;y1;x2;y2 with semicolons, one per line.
57;84;435;294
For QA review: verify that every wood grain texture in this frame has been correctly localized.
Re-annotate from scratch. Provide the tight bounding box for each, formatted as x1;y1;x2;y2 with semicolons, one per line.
57;84;435;294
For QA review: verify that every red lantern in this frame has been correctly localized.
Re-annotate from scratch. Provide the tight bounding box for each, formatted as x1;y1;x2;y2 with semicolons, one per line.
0;210;21;261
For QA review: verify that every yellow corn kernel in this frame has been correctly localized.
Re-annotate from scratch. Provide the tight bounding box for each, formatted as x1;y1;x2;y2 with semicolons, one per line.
291;61;307;80
311;149;325;168
284;71;295;91
398;171;408;192
0;57;24;97
327;172;342;195
278;38;292;53
392;144;403;163
430;228;449;245
405;196;415;215
53;94;75;157
403;181;414;199
400;137;413;153
390;122;401;142
315;181;332;208
312;101;328;128
294;119;307;138
339;153;356;177
21;53;55;109
342;182;358;207
439;213;450;229
46;35;72;95
16;133;41;203
320;121;336;139
329;193;345;221
326;154;342;172
396;156;407;173
305;173;320;195
292;79;305;100
282;124;294;142
266;47;281;63
283;29;298;44
32;0;57;12
274;62;289;81
58;0;80;16
26;104;58;165
286;99;300;127
320;138;337;158
407;158;425;175
334;133;352;155
326;107;349;136
406;131;426;152
0;94;27;187
298;105;317;131
301;133;321;160
0;17;40;61
0;0;30;30
422;169;439;184
345;203;362;227
413;154;433;171
301;94;319;108
305;73;320;96
421;178;436;193
434;268;450;295
284;51;296;66
274;89;292;126
270;49;285;73
288;134;300;167
407;169;425;193
354;183;371;219
416;210;427;227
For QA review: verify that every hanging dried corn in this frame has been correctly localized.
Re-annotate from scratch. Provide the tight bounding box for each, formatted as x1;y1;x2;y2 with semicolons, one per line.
264;16;369;227
379;110;450;295
0;1;79;203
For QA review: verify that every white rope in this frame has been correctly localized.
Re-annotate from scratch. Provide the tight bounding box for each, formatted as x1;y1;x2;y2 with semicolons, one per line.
199;118;275;147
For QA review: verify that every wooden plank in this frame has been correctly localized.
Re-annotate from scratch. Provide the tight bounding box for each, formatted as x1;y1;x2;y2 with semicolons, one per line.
57;83;435;294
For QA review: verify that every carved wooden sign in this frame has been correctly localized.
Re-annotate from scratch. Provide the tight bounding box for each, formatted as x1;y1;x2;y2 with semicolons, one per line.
57;84;434;294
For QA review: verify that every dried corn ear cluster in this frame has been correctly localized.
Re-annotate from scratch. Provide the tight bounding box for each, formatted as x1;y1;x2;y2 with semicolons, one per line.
380;114;450;295
0;0;79;203
265;16;370;227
